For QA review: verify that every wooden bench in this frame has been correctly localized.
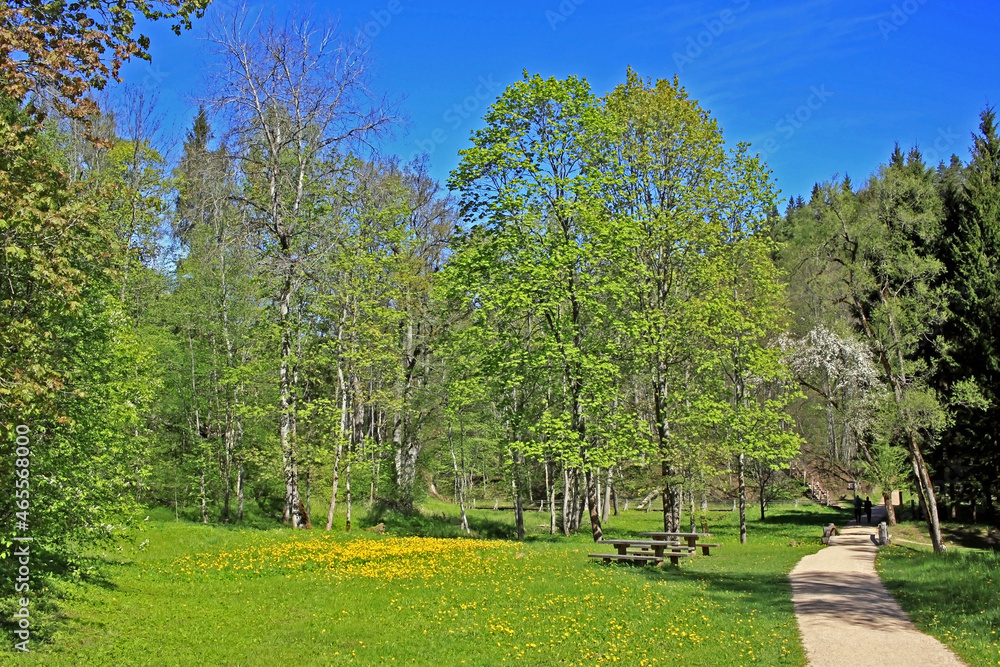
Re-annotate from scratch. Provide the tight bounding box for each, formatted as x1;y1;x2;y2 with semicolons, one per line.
587;553;663;566
588;551;692;566
693;543;721;556
591;539;694;566
639;531;719;555
626;544;695;556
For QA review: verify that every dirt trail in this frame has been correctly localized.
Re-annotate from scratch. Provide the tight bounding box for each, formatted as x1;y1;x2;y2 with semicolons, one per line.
789;505;967;667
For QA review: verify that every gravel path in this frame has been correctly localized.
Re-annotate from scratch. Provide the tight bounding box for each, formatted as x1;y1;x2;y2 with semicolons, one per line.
789;505;967;667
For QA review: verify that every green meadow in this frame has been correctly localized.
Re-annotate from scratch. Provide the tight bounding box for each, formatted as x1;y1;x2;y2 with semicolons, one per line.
4;501;846;666
876;534;1000;667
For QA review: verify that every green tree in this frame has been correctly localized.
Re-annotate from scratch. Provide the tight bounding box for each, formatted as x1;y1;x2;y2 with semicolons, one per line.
207;11;391;526
709;181;802;542
445;73;638;541
597;70;783;533
0;0;210;120
0;95;151;566
151;107;264;523
935;108;1000;522
819;148;950;552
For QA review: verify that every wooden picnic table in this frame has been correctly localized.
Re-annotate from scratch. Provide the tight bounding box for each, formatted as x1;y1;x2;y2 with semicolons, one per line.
589;539;692;566
639;532;719;555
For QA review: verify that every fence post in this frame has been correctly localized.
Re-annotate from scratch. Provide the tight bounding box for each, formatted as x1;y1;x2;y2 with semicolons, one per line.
878;522;890;546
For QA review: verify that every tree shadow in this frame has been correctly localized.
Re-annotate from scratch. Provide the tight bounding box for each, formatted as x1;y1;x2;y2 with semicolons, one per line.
0;552;121;647
941;524;1000;550
361;504;517;540
635;565;797;617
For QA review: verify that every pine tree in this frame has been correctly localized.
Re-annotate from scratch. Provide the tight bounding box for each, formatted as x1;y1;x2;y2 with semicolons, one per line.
936;107;1000;521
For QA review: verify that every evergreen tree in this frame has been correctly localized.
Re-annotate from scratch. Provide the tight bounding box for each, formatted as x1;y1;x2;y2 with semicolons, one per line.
935;107;1000;521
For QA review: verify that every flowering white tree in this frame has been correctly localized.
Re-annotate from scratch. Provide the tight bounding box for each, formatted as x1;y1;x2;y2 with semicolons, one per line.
782;326;885;464
782;326;912;523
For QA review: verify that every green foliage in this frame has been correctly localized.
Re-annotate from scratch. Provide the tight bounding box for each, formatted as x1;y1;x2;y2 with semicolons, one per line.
445;72;643;538
777;146;953;550
932;107;1000;517
857;438;909;498
443;70;801;540
0;96;148;565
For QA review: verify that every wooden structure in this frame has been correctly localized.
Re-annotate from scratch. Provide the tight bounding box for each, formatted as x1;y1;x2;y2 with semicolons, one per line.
589;539;693;566
638;531;720;556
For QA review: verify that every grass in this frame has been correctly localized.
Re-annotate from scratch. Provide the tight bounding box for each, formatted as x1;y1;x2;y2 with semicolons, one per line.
1;500;847;666
876;522;1000;667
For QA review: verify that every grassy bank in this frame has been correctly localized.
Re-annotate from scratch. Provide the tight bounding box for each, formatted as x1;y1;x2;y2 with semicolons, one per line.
877;541;1000;667
3;501;845;666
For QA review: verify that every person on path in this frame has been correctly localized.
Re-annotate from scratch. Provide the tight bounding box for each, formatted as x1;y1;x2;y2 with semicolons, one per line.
864;496;873;524
853;494;862;523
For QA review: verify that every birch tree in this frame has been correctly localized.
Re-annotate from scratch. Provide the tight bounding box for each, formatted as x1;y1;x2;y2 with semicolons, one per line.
206;9;390;526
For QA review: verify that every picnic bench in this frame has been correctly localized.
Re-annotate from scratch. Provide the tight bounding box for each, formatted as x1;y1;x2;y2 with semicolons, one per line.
639;531;720;556
588;539;693;566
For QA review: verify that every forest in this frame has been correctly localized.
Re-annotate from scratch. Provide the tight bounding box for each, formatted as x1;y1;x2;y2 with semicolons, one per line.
2;0;999;600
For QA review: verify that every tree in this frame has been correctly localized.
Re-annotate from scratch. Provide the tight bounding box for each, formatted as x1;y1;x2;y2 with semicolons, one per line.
781;326;899;519
445;73;638;541
857;432;909;526
0;95;151;564
597;70;768;532
206;8;391;527
819;149;950;552
935;107;1000;522
694;148;801;544
0;0;209;120
154;107;263;523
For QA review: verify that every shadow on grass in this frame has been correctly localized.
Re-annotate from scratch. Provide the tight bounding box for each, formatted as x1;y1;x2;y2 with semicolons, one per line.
941;524;1000;550
0;552;120;647
878;545;1000;661
633;563;796;616
361;503;517;540
148;503;288;531
604;504;850;542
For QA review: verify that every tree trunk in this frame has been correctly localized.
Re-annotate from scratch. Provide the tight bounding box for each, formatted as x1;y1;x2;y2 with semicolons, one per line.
738;452;747;544
512;451;525;541
222;415;233;522
326;440;342;531
448;412;469;534
547;460;557;535
602;467;612;524
661;478;682;532
278;270;302;528
906;432;946;552
882;492;897;526
611;480;619;516
877;293;945;552
689;487;697;533
305;469;311;516
585;469;603;542
236;458;244;521
594;472;602;523
574;467;585;531
392;321;421;509
326;385;346;530
345;448;352;532
200;466;208;524
562;467;572;536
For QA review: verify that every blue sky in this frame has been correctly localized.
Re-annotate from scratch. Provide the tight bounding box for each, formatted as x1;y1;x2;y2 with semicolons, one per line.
119;0;1000;203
